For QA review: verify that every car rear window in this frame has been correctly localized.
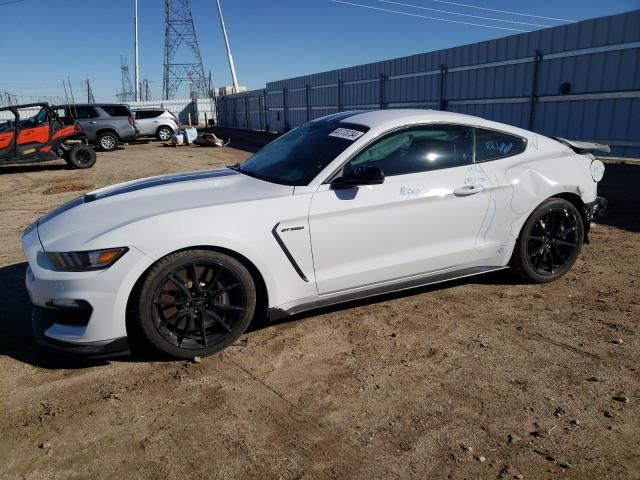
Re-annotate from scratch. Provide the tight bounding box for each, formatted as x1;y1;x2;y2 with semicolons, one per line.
101;105;131;117
475;128;526;162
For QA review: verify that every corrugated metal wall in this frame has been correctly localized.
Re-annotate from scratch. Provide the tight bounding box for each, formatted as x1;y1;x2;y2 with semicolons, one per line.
216;10;640;158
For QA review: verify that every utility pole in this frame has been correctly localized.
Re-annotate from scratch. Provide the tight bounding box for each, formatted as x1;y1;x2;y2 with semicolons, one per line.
134;0;140;101
215;0;239;93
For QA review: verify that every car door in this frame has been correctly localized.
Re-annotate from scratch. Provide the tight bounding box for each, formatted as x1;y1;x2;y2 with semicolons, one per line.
15;107;50;158
68;106;100;141
308;124;491;295
134;110;155;136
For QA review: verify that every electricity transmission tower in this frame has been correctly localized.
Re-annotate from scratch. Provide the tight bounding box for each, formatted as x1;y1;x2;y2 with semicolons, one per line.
163;0;208;100
82;77;96;103
117;56;135;103
142;79;153;101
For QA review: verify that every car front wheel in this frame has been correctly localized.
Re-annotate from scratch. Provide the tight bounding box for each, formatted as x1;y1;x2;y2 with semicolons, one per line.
134;250;256;359
511;197;584;283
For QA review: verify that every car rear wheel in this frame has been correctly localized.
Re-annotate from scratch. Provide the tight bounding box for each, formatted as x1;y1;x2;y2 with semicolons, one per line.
64;144;96;169
156;126;173;141
511;198;584;283
134;250;256;359
97;132;119;152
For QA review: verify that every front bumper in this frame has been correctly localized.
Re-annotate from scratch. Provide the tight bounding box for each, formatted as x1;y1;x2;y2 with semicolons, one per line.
22;225;151;355
33;306;129;357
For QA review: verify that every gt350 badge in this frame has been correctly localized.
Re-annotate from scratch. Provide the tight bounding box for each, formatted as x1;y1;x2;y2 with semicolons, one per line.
281;226;305;233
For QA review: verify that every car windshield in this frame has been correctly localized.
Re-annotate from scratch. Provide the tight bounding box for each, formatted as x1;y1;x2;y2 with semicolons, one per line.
236;122;369;186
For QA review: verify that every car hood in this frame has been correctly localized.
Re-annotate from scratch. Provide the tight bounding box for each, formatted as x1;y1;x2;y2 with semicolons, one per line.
37;168;294;251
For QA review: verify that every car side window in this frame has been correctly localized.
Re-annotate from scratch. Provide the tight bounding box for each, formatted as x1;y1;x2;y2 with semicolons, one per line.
71;106;99;119
102;106;131;117
346;125;473;176
474;128;525;162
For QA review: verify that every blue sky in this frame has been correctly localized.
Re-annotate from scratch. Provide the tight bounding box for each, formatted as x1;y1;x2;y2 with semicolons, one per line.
0;0;637;101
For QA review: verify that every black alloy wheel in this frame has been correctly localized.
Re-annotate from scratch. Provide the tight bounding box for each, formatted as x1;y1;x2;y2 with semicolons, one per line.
511;198;584;283
527;208;579;275
135;250;256;358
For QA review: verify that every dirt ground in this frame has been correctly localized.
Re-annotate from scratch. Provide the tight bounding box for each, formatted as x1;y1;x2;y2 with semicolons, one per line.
0;141;638;480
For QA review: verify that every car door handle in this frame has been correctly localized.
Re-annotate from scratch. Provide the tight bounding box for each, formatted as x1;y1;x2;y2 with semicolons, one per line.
88;121;97;124
453;184;485;197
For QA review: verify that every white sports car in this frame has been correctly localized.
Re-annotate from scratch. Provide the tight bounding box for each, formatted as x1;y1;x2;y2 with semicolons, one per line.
21;110;607;358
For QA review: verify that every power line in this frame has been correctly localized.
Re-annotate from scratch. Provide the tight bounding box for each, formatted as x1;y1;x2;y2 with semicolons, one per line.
330;0;528;32
373;0;552;28
428;0;575;23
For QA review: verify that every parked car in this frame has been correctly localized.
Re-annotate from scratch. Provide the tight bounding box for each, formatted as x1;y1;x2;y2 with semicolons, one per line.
0;102;96;169
133;109;180;141
22;109;607;359
53;104;137;152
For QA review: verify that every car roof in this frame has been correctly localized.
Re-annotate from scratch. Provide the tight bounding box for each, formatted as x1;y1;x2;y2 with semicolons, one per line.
330;109;532;139
55;103;130;107
335;109;482;127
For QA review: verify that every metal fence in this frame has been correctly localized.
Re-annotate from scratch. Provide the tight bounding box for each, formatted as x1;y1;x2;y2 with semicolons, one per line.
216;10;640;158
128;98;216;126
0;98;216;126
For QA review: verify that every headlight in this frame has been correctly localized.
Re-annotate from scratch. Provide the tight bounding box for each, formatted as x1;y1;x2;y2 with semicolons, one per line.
46;247;128;272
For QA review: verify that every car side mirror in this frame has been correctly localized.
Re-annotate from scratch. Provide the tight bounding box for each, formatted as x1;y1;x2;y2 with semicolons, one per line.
331;165;385;189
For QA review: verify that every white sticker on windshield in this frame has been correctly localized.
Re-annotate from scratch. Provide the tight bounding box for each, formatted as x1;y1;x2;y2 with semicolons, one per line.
329;128;364;141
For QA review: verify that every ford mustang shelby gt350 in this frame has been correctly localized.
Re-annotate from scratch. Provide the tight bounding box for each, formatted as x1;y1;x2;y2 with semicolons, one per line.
21;110;607;358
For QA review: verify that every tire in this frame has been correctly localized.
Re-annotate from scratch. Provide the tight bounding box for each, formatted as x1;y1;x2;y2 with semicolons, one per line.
64;144;96;169
96;132;119;152
511;197;584;283
134;250;256;359
156;126;173;141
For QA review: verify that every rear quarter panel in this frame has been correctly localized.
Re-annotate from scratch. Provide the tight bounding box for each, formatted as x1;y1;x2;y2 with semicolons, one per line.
472;132;598;265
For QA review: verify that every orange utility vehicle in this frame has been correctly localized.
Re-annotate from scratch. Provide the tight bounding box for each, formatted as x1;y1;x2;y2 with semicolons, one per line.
0;102;96;169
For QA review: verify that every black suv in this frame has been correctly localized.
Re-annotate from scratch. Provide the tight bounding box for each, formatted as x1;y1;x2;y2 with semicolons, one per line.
53;104;138;151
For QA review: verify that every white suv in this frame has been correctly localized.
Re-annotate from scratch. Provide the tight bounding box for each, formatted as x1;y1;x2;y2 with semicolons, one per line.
133;109;179;141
